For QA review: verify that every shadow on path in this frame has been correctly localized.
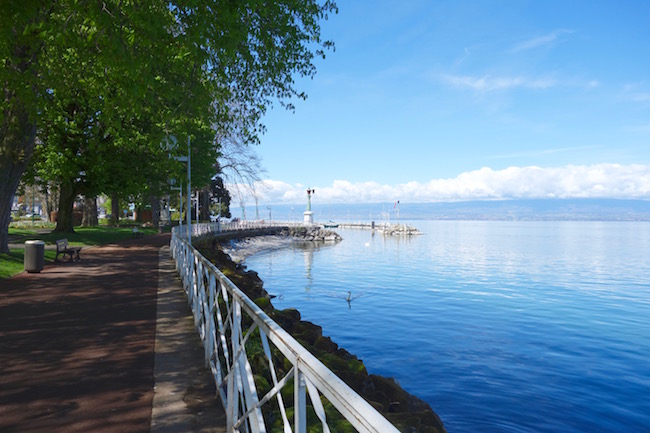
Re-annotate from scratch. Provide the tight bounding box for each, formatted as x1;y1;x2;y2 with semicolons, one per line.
0;234;225;433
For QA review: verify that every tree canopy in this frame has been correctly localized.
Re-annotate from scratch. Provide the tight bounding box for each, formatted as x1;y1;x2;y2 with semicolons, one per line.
0;0;337;251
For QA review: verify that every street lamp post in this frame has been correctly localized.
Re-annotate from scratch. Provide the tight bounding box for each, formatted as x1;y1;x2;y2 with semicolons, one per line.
166;134;191;245
178;181;183;230
186;136;191;245
217;197;222;232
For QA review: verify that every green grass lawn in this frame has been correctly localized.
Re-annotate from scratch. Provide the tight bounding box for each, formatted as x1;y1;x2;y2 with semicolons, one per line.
10;226;159;245
1;226;159;279
0;249;58;279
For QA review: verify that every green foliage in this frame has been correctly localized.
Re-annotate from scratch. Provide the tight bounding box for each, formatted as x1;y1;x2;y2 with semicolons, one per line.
209;176;232;218
254;297;272;310
347;358;367;375
2;0;337;246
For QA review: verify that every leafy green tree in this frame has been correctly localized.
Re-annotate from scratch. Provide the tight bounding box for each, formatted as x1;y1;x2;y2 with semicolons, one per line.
199;176;232;221
1;3;45;252
0;0;337;252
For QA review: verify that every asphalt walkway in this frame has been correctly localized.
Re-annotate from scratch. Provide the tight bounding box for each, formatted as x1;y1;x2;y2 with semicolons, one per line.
0;233;226;433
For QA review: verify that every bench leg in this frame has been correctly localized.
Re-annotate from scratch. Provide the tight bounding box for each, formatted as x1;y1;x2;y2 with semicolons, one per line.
55;250;80;263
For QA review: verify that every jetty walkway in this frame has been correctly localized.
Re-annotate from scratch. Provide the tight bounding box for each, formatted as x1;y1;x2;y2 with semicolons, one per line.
337;222;421;235
0;233;226;433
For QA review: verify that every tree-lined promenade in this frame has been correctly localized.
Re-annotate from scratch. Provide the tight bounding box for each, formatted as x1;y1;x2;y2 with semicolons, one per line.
1;1;337;253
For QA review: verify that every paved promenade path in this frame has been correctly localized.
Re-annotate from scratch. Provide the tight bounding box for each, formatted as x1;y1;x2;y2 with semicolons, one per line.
0;233;226;433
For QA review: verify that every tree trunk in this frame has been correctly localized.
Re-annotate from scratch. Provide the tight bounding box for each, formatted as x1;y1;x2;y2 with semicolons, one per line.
49;184;59;222
150;194;160;227
111;192;120;226
82;195;98;226
54;178;76;233
0;26;40;253
0;181;20;254
0;101;37;253
200;188;210;222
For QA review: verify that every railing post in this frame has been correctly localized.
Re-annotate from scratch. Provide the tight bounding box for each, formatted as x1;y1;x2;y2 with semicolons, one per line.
206;275;216;369
295;363;307;433
228;300;241;432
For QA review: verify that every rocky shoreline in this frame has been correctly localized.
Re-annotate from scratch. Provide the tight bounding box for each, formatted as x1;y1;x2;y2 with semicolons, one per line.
281;225;343;242
194;229;447;433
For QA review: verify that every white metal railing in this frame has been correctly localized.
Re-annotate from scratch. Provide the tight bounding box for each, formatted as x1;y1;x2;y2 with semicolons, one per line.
176;220;303;240
170;224;400;433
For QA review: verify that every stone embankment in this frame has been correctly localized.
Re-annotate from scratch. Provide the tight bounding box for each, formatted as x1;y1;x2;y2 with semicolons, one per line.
280;226;343;242
194;229;446;433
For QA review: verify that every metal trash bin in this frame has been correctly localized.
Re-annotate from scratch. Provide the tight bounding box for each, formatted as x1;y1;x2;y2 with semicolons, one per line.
24;240;45;273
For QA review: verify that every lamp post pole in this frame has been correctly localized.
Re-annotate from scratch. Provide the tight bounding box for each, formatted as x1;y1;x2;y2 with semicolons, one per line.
165;134;190;242
186;136;191;245
179;181;183;230
217;197;221;232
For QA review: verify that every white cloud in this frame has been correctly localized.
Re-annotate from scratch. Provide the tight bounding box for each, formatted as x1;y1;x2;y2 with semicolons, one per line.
627;91;650;103
488;145;603;160
441;74;556;91
228;164;650;204
621;83;650;103
511;29;575;53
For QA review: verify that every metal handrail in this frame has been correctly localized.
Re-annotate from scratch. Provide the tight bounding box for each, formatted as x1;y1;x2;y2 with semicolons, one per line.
170;223;400;433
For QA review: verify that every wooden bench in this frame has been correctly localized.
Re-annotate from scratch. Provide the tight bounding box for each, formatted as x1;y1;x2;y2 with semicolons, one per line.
55;239;81;262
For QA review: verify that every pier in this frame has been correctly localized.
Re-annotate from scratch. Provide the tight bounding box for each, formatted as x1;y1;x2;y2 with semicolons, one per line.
337;222;421;235
187;219;420;236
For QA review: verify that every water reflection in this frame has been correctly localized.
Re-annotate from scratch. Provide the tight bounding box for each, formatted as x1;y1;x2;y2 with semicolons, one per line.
304;247;312;293
243;221;650;433
293;240;338;295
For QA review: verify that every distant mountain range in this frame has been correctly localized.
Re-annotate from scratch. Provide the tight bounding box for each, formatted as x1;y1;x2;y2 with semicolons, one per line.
238;199;650;222
395;199;650;221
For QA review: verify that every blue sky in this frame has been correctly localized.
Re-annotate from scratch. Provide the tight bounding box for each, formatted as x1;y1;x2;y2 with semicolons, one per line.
231;0;650;205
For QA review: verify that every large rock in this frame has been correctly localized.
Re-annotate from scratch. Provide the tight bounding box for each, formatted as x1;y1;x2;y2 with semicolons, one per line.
281;226;343;242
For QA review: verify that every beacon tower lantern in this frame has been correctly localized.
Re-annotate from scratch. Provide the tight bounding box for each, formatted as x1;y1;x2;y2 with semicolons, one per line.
303;188;315;224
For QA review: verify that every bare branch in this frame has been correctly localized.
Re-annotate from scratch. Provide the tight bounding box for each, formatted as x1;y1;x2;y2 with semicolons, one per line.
216;131;266;200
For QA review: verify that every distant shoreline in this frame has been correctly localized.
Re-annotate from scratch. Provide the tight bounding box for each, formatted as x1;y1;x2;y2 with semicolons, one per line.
232;198;650;222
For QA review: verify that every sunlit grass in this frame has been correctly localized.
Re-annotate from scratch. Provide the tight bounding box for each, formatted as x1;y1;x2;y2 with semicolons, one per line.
8;226;158;246
0;249;57;279
2;226;159;279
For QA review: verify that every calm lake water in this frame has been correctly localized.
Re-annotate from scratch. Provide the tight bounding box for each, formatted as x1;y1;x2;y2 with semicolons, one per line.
239;221;650;433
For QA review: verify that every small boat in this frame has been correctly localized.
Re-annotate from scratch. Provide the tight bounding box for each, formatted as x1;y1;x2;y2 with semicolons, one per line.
323;220;339;228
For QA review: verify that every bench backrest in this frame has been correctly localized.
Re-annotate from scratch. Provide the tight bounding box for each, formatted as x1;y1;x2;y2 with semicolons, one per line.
56;239;68;251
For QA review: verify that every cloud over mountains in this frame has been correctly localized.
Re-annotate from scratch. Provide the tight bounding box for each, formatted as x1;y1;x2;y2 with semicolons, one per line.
228;164;650;204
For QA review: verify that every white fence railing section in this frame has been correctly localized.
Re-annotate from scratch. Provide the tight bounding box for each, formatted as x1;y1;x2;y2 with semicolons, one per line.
170;223;401;433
